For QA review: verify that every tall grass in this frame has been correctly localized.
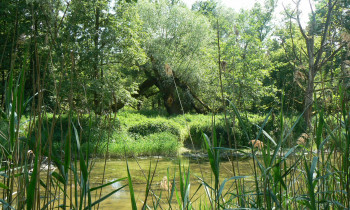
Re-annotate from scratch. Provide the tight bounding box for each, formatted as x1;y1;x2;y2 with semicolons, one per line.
126;87;349;209
2;61;348;209
1;37;348;210
0;55;125;209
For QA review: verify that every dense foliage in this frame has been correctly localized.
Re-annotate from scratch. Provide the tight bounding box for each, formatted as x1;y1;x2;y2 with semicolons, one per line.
0;0;349;209
0;0;348;116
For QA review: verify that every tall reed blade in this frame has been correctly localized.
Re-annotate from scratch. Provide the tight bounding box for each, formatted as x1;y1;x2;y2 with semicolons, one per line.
27;147;39;210
126;159;137;210
142;161;152;210
304;156;318;210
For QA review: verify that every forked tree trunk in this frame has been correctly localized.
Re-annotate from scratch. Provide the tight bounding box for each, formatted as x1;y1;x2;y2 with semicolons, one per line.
294;0;340;129
110;66;211;114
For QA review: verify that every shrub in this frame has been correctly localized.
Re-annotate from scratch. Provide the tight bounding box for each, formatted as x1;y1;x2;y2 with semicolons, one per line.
187;120;243;148
128;119;184;140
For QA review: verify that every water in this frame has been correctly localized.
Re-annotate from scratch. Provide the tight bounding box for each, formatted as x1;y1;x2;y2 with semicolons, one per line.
87;157;257;209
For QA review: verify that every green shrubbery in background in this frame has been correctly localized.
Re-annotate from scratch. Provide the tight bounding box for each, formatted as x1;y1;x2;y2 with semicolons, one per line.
35;108;313;158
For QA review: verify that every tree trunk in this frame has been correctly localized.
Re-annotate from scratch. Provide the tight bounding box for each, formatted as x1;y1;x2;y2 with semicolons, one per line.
304;70;315;129
163;92;183;115
111;60;210;114
295;0;337;129
304;38;315;129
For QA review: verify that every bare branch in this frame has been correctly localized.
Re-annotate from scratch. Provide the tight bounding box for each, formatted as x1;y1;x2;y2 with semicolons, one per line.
57;0;71;35
308;0;315;17
289;17;302;62
315;0;335;67
296;0;308;40
301;46;308;57
283;3;297;20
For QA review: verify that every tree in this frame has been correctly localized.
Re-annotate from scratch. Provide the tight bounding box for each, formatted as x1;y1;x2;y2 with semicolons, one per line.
217;1;278;112
269;24;306;113
286;0;347;128
0;0;34;108
56;0;146;112
129;0;215;114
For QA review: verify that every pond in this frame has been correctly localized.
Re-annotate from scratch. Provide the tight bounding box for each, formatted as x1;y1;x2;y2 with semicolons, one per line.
87;156;258;209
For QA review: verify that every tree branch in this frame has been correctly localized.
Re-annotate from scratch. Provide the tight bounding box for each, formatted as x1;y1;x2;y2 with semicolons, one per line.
296;0;308;40
318;43;346;69
132;77;157;98
315;0;335;68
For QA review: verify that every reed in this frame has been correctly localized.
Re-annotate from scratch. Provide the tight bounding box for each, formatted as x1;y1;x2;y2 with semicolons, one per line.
130;87;349;209
1;35;348;210
0;56;125;209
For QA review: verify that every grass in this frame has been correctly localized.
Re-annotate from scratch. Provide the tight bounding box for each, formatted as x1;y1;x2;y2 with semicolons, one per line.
122;88;349;209
3;80;348;209
0;57;126;210
94;132;180;157
1;57;348;210
38;109;305;158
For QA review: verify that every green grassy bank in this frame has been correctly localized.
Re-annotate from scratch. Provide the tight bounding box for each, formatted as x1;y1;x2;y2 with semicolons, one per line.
34;108;312;158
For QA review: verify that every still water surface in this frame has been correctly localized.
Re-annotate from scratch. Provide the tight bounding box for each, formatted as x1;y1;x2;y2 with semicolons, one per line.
88;157;257;209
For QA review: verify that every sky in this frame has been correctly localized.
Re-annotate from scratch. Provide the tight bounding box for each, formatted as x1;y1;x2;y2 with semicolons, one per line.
184;0;314;27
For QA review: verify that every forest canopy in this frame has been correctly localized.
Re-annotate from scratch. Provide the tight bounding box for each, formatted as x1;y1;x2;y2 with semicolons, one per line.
0;0;349;122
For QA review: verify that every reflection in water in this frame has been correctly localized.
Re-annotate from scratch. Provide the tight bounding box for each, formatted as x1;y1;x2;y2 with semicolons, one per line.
110;179;124;198
89;157;257;209
160;176;172;191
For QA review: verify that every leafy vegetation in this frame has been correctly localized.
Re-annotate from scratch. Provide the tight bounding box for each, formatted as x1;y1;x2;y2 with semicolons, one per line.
0;0;349;209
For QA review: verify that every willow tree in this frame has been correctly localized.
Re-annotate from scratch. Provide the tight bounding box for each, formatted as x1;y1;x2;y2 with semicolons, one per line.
133;0;215;114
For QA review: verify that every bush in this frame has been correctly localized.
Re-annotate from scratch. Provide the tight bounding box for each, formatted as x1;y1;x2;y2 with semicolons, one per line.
40;110;310;157
187;120;243;148
128;119;184;140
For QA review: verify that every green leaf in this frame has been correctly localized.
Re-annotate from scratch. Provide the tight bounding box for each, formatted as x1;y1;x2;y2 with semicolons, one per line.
64;134;71;183
142;161;152;210
229;101;250;141
0;199;14;209
27;147;39;210
126;159;137;210
168;169;176;208
72;123;88;186
255;124;277;146
0;109;7;120
310;156;318;180
217;176;249;200
321;124;338;150
270;108;306;168
0;182;9;190
84;184;127;210
51;172;65;185
89;177;127;192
